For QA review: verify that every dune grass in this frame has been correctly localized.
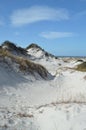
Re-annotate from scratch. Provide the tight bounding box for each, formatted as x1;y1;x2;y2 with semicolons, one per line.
0;49;48;78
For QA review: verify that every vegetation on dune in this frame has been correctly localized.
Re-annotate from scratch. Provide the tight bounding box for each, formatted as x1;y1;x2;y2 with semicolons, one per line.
76;59;83;62
0;49;49;79
1;41;27;55
1;41;17;50
26;43;58;59
76;62;86;72
26;43;42;50
1;41;58;59
0;49;11;57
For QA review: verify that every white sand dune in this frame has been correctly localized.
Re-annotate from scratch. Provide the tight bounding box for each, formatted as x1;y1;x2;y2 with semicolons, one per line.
0;43;86;130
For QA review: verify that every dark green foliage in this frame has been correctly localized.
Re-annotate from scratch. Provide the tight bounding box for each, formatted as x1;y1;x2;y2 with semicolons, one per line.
2;41;17;50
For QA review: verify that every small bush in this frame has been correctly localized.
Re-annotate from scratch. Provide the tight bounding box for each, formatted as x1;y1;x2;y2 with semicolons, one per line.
77;59;83;62
76;62;86;72
45;52;49;57
26;43;42;50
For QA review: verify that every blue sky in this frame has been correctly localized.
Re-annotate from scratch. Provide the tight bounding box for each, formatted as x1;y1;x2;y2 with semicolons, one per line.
0;0;86;56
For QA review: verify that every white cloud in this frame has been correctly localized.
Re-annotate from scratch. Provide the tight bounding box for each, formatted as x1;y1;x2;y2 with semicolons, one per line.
10;6;69;26
40;31;74;39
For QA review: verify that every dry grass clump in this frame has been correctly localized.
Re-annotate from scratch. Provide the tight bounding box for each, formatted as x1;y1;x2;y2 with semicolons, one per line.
0;49;48;78
0;49;11;57
17;113;34;118
76;62;86;72
18;58;48;78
